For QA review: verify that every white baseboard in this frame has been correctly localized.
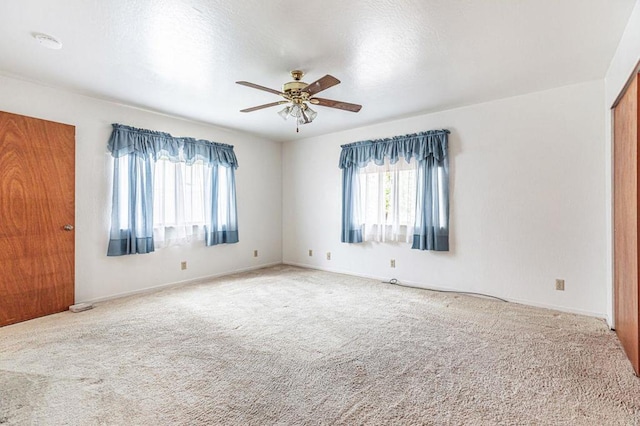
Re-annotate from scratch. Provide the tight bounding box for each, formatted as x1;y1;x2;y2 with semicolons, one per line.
82;260;607;321
83;262;283;305
604;313;614;330
283;261;605;320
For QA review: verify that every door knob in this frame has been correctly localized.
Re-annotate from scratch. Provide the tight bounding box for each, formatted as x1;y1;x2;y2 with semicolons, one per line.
63;224;74;231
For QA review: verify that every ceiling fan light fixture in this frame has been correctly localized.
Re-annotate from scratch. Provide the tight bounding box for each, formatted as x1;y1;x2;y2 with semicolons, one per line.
289;104;303;118
297;105;317;125
281;103;318;125
277;106;291;120
305;106;318;122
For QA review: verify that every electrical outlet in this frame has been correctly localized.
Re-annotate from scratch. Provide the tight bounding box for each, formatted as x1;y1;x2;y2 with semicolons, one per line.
181;261;187;270
309;249;313;257
253;249;258;257
390;259;396;268
326;252;331;260
555;279;565;291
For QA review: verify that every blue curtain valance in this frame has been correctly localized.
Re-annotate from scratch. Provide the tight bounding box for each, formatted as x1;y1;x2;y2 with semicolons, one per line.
340;128;450;251
107;123;238;169
339;130;449;169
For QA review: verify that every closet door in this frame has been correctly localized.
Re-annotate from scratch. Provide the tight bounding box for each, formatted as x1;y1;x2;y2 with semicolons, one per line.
0;111;75;326
614;72;640;375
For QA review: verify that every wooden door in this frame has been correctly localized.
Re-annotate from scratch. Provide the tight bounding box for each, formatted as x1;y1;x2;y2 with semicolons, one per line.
0;111;75;326
614;72;640;375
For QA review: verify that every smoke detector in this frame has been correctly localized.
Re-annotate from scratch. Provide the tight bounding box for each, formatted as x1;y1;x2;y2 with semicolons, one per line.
33;33;62;50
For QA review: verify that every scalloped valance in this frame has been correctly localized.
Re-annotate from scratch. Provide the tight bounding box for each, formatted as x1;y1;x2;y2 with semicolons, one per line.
339;129;449;169
107;123;238;168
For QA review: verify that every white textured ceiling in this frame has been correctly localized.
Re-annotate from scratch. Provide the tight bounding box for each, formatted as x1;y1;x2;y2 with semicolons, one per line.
0;0;635;142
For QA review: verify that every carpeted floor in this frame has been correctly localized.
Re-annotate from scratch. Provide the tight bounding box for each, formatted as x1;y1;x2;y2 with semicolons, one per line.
1;265;639;425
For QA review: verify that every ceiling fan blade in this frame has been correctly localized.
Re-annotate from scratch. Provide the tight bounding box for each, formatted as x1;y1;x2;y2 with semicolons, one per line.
236;81;283;96
302;75;341;96
240;101;288;113
310;97;362;112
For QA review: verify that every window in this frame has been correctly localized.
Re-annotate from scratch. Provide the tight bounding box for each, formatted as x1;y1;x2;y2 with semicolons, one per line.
339;129;450;250
151;158;237;248
107;123;239;256
358;159;417;242
153;158;206;247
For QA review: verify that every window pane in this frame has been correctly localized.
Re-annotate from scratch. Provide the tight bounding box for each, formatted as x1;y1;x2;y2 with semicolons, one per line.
117;156;130;228
358;159;417;242
398;168;416;226
438;166;446;228
153;158;206;247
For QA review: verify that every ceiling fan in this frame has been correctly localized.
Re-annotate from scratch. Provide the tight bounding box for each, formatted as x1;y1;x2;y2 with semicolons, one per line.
236;70;362;131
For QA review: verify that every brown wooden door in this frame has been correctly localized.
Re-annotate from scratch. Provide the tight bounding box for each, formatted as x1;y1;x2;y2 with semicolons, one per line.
0;111;75;326
614;72;640;375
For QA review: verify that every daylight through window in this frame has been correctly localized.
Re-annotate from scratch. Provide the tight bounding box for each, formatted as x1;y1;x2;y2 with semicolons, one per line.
153;158;206;247
358;159;417;242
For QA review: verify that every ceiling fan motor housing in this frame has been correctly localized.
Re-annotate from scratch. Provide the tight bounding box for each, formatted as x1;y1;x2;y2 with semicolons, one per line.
283;80;309;100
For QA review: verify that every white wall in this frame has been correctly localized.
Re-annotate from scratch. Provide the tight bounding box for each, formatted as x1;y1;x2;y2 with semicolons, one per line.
604;0;640;326
4;4;633;317
283;80;606;317
0;75;282;303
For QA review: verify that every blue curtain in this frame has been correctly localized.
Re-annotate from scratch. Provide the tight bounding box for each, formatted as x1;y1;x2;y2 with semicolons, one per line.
341;165;363;243
339;130;450;251
107;124;239;256
107;152;155;256
205;164;239;245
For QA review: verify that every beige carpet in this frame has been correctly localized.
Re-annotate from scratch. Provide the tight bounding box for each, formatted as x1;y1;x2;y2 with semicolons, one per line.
1;265;639;425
